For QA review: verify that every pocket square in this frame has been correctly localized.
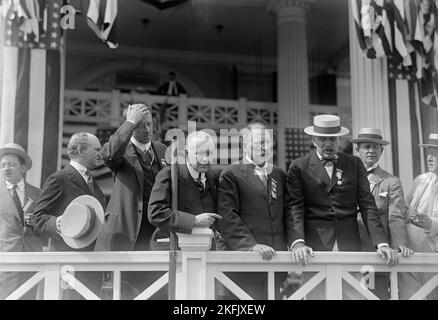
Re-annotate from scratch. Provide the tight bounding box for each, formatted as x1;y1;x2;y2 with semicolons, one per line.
378;192;389;198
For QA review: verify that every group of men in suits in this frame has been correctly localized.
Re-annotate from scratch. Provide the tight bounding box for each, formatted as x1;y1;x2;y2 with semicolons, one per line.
0;105;427;300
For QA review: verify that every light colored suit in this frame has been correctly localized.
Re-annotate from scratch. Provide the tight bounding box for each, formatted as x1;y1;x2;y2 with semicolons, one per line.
0;180;42;300
358;166;408;250
357;166;408;299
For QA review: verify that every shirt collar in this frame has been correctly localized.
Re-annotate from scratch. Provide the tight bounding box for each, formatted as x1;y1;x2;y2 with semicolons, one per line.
70;160;89;182
367;162;379;172
131;137;151;152
245;155;268;171
5;179;25;191
186;163;206;181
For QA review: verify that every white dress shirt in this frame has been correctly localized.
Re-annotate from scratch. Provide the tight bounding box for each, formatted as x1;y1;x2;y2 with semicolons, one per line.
245;155;269;185
316;151;337;178
187;163;206;187
70;160;90;183
5;179;25;205
130;137;154;164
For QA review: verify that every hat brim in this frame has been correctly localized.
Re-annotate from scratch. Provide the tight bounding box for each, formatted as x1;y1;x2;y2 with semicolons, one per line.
0;148;32;171
419;144;438;148
61;195;104;249
352;138;390;146
304;126;350;137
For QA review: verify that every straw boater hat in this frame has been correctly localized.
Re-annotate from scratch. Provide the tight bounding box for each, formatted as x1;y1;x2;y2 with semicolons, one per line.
419;133;438;148
352;128;390;146
304;114;350;137
0;143;32;171
60;195;104;249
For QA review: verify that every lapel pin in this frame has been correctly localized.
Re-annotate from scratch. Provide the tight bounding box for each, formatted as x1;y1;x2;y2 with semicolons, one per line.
336;169;343;186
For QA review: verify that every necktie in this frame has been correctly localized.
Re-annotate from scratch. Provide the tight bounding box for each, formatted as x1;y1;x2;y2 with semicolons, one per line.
259;173;268;188
143;148;153;165
10;185;24;226
196;173;205;191
321;157;337;167
85;170;95;193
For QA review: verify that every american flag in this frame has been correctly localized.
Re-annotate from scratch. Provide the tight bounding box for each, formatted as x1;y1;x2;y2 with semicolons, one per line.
0;0;63;188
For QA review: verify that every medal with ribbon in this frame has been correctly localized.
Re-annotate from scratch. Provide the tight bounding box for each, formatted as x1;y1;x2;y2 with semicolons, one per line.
336;168;343;186
270;177;278;200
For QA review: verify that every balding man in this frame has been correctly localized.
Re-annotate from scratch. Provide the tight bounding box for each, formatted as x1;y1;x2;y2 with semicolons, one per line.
217;123;293;300
32;132;106;299
148;131;222;249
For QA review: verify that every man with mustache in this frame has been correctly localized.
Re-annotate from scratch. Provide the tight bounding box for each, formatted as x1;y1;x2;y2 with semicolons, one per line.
353;128;413;299
148;131;222;250
0;143;44;299
287;115;399;299
95;104;167;299
217;123;294;299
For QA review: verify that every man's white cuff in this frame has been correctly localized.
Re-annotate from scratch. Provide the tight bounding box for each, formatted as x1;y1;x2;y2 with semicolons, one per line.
290;239;305;250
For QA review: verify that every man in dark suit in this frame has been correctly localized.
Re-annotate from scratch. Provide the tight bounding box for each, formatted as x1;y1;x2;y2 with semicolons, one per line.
32;133;106;299
148;131;222;250
157;71;187;97
287;115;399;299
94;104;167;299
217;123;294;300
0;143;44;300
353;127;413;299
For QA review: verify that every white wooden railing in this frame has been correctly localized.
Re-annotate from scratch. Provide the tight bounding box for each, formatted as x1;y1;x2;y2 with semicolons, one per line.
64;90;339;129
2;228;438;300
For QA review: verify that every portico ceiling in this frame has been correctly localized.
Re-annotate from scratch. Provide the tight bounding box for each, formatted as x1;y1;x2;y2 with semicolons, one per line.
68;0;348;68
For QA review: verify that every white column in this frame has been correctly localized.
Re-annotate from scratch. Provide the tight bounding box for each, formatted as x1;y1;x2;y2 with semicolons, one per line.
176;227;213;300
348;0;393;174
269;0;314;169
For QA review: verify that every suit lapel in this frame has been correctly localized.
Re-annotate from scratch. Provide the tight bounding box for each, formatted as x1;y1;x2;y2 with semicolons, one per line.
0;182;22;225
206;170;217;203
241;164;269;201
369;166;385;194
179;165;203;213
309;151;330;186
24;183;39;213
65;164;91;195
125;143;145;191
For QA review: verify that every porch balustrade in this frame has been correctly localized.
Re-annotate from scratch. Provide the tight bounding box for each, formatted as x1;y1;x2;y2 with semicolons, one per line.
1;228;437;300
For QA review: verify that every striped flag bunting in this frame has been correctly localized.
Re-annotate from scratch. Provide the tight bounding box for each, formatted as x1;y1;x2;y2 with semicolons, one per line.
140;0;190;10
87;0;118;49
0;0;63;187
351;0;438;109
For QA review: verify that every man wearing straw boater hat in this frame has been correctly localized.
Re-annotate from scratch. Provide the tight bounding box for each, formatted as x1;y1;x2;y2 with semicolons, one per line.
32;133;106;299
353;128;413;299
400;133;438;300
0;143;44;299
286;115;399;299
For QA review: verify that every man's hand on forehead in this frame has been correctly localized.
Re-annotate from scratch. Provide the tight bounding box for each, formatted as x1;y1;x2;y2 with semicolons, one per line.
126;104;151;125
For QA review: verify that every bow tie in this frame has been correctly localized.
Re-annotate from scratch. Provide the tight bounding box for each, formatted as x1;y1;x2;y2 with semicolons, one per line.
321;157;337;167
367;168;376;176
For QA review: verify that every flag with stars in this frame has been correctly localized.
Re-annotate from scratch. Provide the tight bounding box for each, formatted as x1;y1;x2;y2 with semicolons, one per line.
0;0;64;188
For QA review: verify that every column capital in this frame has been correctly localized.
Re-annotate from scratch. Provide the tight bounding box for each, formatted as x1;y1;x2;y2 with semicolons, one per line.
268;0;315;13
268;0;315;23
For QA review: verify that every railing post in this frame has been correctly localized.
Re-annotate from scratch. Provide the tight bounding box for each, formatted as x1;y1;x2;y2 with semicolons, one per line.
325;265;343;300
43;265;61;300
238;97;248;128
176;227;213;300
110;89;121;127
178;94;189;131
